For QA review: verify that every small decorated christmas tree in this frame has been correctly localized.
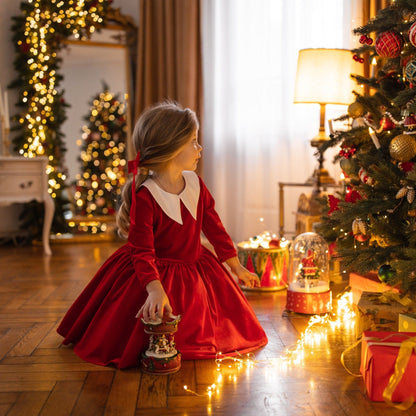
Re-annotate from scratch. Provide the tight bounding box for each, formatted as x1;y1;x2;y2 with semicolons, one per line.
72;85;127;233
318;1;416;297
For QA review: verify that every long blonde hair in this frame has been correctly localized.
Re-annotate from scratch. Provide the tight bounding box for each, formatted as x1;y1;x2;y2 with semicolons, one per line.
116;101;199;238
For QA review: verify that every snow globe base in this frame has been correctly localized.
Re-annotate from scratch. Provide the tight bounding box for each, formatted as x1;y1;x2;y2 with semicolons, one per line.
140;351;182;375
286;289;332;314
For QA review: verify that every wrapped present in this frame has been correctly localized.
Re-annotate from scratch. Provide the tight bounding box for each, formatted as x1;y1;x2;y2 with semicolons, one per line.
355;291;411;338
360;331;416;406
399;313;416;332
349;272;399;304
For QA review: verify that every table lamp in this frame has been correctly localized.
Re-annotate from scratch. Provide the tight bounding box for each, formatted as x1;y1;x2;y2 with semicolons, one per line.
294;48;358;190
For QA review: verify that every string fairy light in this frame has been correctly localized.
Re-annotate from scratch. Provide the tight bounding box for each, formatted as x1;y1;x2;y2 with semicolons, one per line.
15;0;110;200
183;291;356;399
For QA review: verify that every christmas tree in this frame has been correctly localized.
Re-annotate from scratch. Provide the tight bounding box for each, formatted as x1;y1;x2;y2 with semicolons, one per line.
72;85;127;233
10;0;111;237
318;0;416;297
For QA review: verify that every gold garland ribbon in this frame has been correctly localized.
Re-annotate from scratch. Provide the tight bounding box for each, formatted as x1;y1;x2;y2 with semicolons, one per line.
377;291;414;307
382;336;416;410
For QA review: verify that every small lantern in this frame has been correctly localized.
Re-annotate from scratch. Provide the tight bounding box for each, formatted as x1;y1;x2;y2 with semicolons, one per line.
237;232;289;291
140;315;182;374
286;232;331;314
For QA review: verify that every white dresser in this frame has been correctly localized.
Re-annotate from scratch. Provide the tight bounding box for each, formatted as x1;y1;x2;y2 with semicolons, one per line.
0;156;54;255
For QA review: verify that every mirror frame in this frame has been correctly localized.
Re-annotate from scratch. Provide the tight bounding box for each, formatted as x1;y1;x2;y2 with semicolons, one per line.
64;8;137;160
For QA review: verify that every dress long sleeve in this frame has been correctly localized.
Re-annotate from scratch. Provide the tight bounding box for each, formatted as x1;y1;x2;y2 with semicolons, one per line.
127;187;160;288
200;179;237;263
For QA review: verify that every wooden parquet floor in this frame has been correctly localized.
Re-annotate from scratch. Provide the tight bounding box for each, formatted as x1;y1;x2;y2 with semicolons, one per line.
1;241;416;415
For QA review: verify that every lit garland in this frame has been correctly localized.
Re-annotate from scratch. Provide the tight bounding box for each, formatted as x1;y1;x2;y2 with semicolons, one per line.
184;291;356;398
10;0;111;231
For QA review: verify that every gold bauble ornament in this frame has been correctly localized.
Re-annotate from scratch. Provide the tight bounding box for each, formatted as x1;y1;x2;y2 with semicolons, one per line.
389;134;416;162
347;102;365;118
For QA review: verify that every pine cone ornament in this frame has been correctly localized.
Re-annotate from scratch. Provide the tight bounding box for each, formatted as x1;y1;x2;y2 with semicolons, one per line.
407;187;415;203
396;187;408;199
352;218;368;235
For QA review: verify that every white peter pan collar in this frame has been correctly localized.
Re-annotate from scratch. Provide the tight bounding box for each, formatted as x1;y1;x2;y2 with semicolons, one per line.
141;171;200;225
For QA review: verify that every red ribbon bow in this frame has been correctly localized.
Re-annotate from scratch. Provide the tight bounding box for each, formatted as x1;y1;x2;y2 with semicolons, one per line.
128;151;141;175
128;151;141;226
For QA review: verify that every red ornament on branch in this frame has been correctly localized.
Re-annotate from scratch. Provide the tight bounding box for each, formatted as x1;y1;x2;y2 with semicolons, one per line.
380;115;395;131
375;31;403;58
345;186;362;203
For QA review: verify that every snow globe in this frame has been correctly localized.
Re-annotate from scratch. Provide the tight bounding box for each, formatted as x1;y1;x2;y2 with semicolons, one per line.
286;232;331;314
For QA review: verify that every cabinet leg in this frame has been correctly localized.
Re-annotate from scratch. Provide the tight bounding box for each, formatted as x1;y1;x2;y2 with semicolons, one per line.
43;195;54;256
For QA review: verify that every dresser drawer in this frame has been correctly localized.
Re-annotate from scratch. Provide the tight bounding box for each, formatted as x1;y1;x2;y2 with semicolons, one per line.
0;157;48;174
0;174;43;199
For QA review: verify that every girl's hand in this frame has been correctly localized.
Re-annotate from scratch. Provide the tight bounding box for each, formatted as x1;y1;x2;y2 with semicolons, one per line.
225;256;260;288
235;266;261;288
136;280;173;321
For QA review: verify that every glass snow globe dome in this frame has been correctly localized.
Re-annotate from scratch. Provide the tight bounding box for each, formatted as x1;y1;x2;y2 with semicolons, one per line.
289;232;329;293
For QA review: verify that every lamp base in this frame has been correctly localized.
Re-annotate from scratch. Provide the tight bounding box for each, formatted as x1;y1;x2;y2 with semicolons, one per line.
306;167;336;186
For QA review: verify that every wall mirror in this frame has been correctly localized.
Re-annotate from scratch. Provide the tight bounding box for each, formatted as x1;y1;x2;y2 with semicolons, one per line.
61;12;136;185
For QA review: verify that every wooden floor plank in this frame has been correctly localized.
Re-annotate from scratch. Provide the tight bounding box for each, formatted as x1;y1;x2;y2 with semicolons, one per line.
72;371;114;416
0;381;56;393
104;370;141;416
136;372;168;409
0;327;30;360
0;392;19;416
36;320;65;349
6;391;49;416
167;360;196;396
7;322;56;357
39;380;84;416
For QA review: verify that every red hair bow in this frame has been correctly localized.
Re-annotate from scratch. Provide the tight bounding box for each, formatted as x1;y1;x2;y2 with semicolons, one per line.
128;151;141;225
128;151;141;175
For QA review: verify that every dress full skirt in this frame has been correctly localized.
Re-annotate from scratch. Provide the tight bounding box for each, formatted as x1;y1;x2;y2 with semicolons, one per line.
57;173;267;369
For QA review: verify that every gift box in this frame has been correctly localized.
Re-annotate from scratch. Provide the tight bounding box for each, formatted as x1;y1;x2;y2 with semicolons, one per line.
355;291;410;338
360;331;416;403
399;313;416;332
349;272;399;304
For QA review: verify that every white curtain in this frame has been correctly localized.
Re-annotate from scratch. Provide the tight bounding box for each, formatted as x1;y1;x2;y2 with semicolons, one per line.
202;0;364;242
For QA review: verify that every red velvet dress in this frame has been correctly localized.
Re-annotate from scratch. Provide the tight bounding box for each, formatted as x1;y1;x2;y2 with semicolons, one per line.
57;172;267;369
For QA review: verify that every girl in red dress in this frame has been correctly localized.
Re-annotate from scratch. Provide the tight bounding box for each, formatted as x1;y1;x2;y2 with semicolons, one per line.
57;102;268;369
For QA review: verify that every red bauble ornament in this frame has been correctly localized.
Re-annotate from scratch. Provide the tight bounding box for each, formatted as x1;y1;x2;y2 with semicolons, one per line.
366;37;373;45
359;35;367;44
355;234;370;242
380;115;395;131
345;186;362;203
375;31;403;58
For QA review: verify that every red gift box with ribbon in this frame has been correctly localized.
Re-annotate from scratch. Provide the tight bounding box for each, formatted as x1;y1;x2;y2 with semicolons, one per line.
360;331;416;405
